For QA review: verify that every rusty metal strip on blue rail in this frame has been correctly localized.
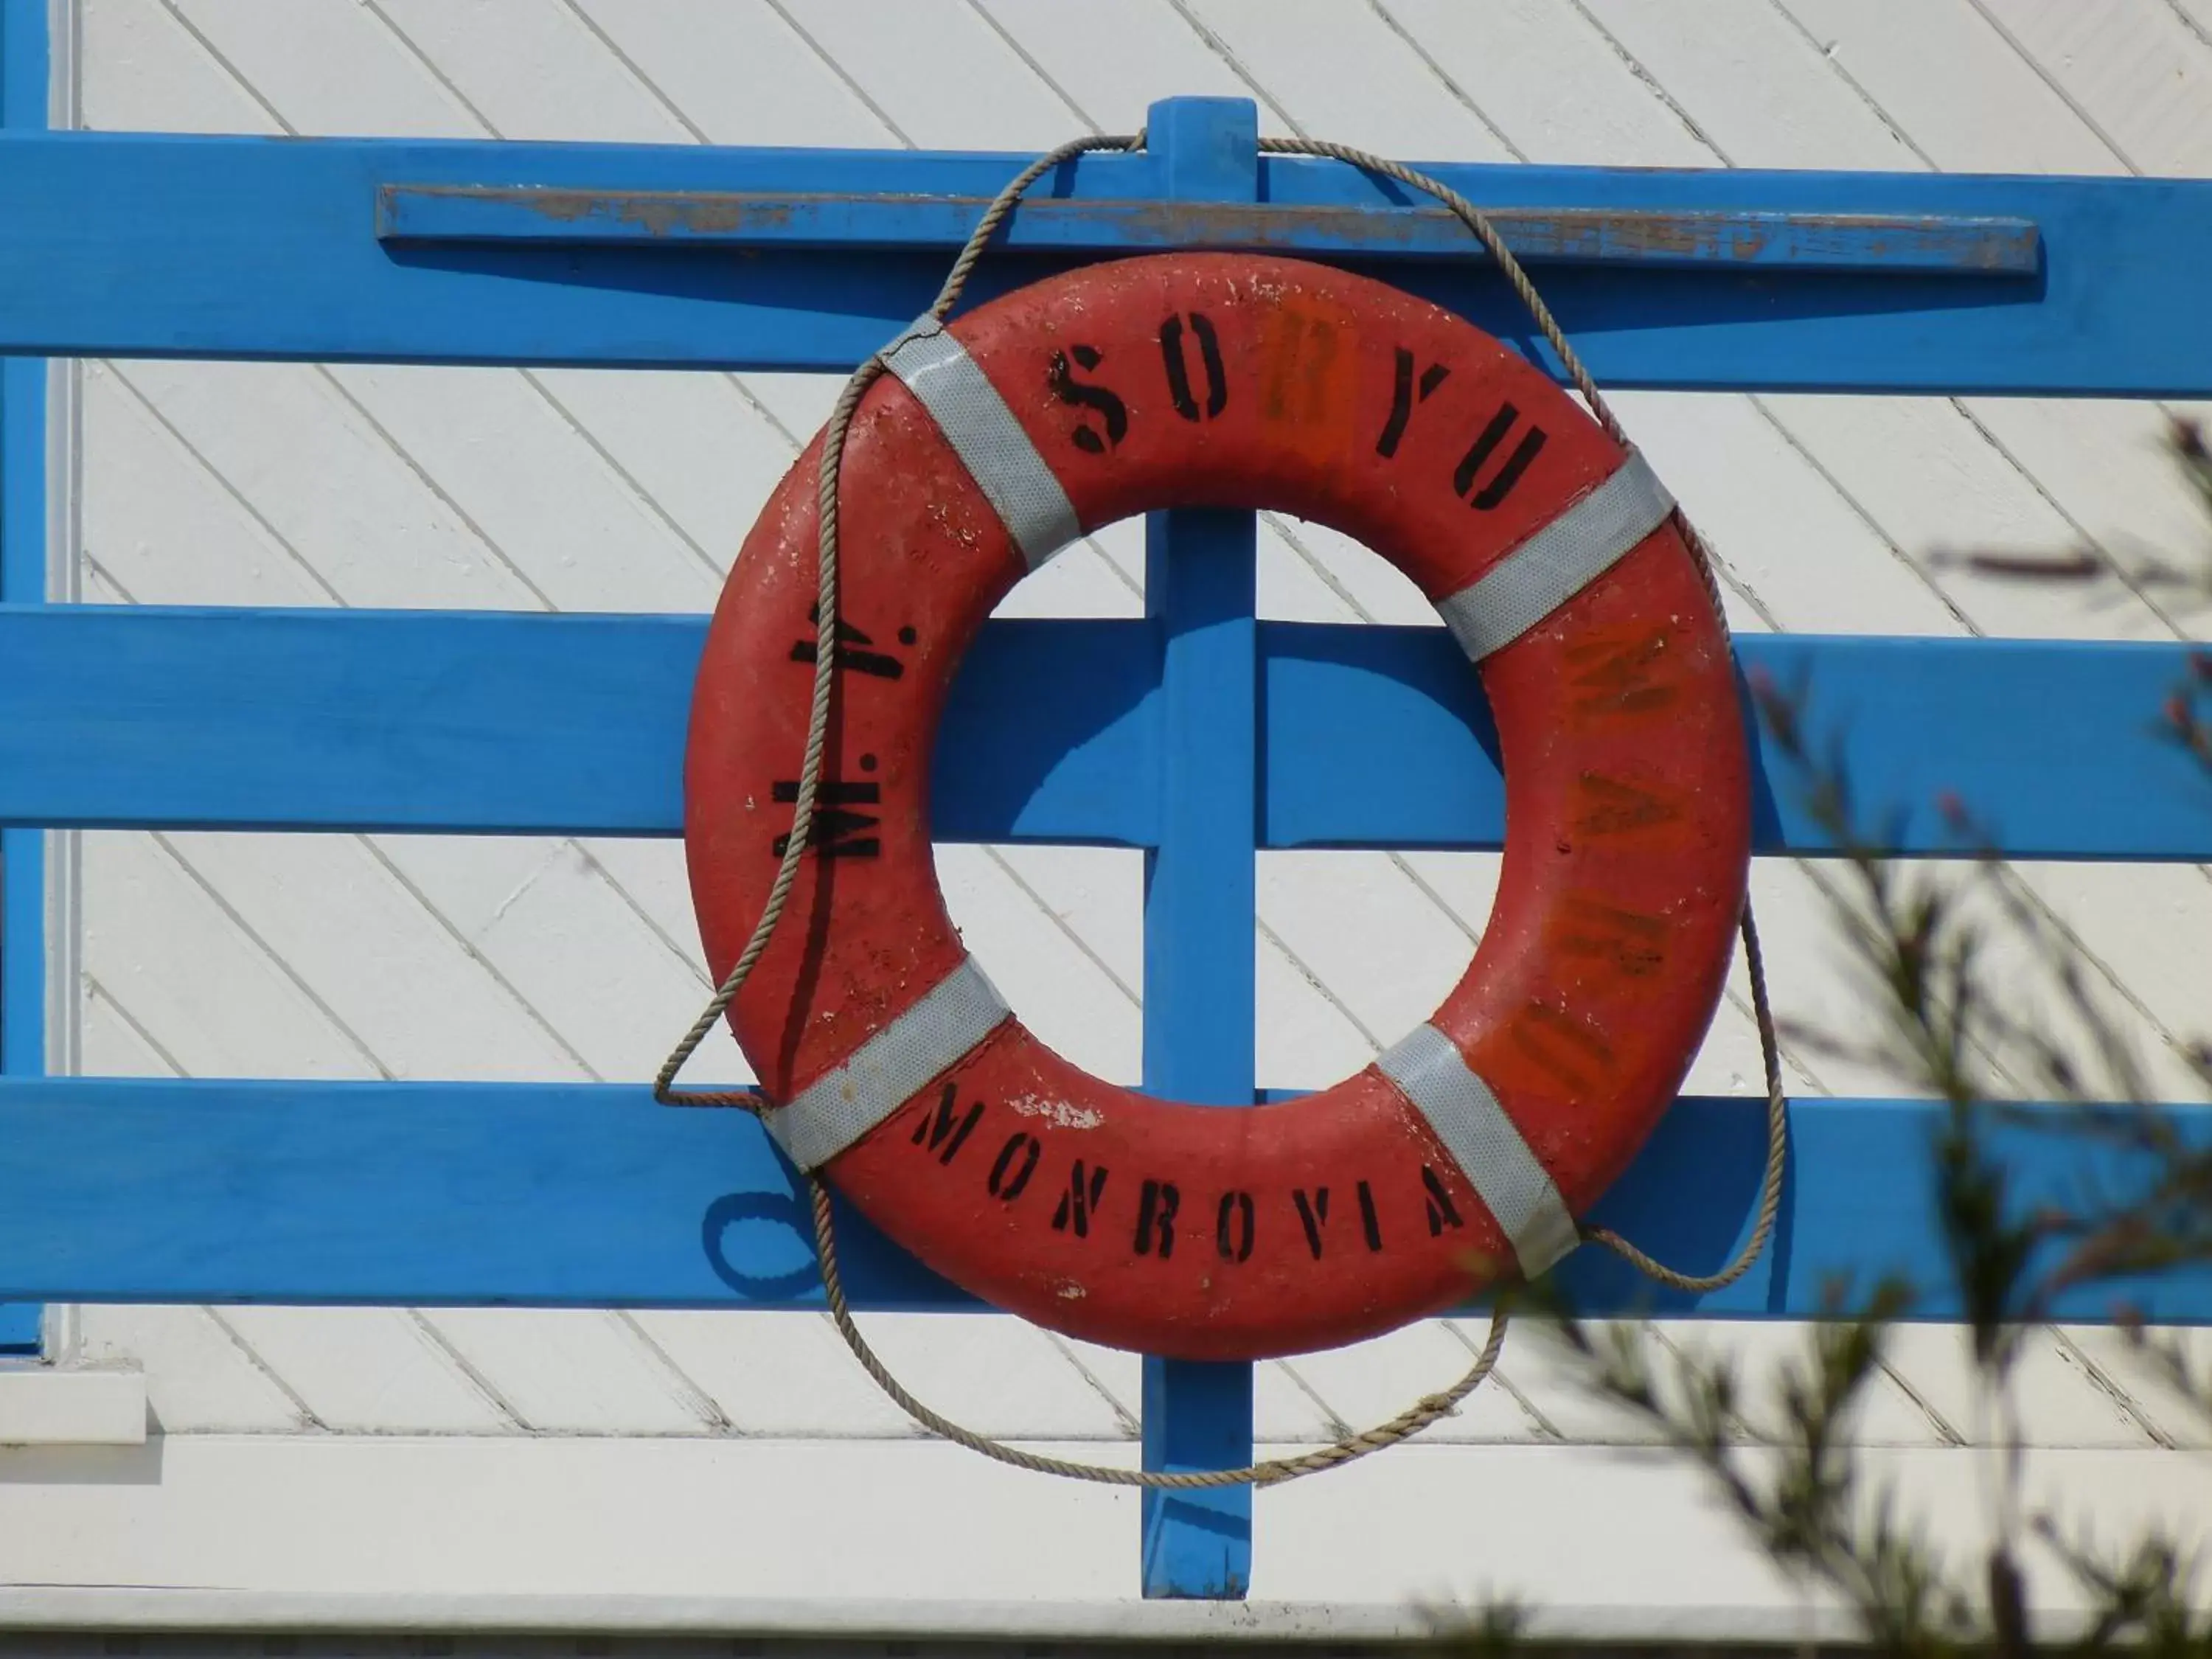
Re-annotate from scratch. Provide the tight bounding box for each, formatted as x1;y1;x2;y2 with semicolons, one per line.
375;186;2042;275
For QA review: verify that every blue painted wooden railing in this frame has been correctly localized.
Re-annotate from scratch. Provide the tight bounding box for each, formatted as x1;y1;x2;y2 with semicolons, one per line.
0;0;50;1360
4;92;2212;1598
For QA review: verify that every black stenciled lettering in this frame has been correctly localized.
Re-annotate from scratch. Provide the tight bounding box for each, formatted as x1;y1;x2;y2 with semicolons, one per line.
770;779;880;859
1357;1180;1384;1253
1214;1191;1255;1263
1293;1186;1330;1259
788;604;907;680
987;1131;1041;1201
1046;344;1130;455
1160;312;1228;422
1133;1179;1181;1258
1052;1160;1109;1237
1421;1166;1467;1237
1376;347;1450;459
1453;401;1548;510
908;1081;983;1166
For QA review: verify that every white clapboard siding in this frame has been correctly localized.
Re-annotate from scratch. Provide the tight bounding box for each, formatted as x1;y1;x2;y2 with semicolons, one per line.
936;844;1142;1084
1371;0;1732;170
412;1309;728;1437
1655;1319;1959;1447
1178;0;1522;159
74;1306;310;1435
1978;0;2212;175
1573;0;1927;170
1281;1318;1555;1443
1773;0;2129;175
78;0;282;135
159;0;483;139
80;363;341;609
201;1307;518;1436
60;0;2212;1506
2062;1324;2212;1450
1879;1323;2164;1449
1481;1317;1673;1445
621;1307;1157;1441
156;830;592;1082
774;0;1093;151
1256;919;1388;1090
1756;392;2180;641
449;840;749;1085
975;0;1304;137
82;831;381;1081
565;0;900;150
318;364;724;613
366;0;700;147
102;358;549;612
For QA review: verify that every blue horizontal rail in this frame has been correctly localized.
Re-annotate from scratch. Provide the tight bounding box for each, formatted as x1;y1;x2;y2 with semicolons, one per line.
0;607;2203;859
9;133;2212;392
0;1077;2202;1325
375;187;2042;275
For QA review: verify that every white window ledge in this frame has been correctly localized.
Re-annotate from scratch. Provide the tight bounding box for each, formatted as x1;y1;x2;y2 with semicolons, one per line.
0;1362;146;1445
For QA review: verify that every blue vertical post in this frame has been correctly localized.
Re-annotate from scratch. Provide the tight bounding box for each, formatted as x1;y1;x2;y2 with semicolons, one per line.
1138;96;1259;1601
0;0;49;1356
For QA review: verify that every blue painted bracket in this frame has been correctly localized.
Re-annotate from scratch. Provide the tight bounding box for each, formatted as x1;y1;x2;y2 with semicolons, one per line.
1137;96;1261;1601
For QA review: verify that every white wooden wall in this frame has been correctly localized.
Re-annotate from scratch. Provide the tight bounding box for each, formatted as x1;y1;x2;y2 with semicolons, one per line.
7;0;2211;1633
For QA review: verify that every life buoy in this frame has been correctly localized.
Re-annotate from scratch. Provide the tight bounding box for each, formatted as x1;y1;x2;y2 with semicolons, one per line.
685;254;1750;1361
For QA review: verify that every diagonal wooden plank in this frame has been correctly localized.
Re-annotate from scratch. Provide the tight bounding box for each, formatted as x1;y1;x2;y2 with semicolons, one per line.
414;1309;726;1436
1974;0;2212;175
158;830;594;1084
1372;0;1717;168
109;360;543;613
319;364;722;614
1176;0;1517;157
80;832;377;1081
366;0;693;145
170;0;482;139
80;0;284;135
1574;0;1924;170
566;0;900;148
975;0;1300;138
81;365;339;610
1773;0;2127;175
774;0;1088;150
211;1306;516;1434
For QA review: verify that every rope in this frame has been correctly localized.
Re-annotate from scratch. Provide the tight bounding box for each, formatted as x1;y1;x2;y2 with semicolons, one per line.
653;132;1792;1485
814;1166;1508;1487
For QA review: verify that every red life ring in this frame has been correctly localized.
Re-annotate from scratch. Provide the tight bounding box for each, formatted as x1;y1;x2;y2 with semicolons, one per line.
685;254;1750;1361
